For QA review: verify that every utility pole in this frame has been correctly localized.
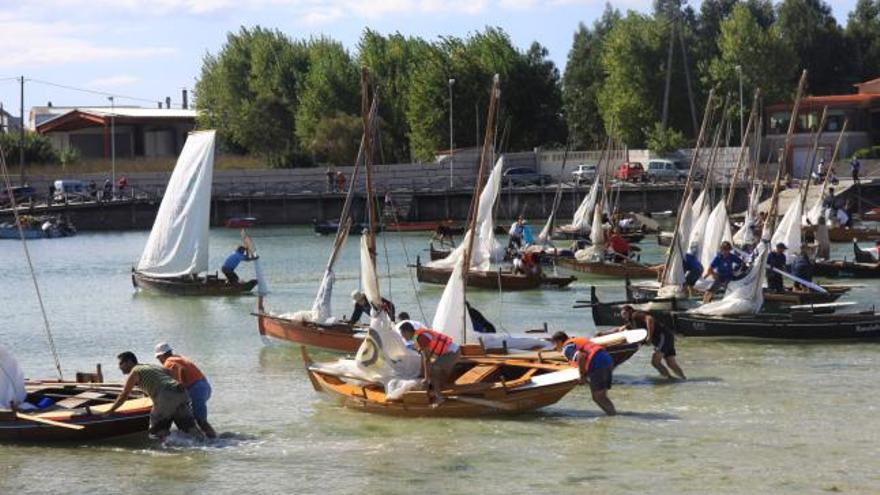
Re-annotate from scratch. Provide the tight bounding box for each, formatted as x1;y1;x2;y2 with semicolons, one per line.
448;78;455;189
661;15;675;130
19;75;25;183
108;96;116;197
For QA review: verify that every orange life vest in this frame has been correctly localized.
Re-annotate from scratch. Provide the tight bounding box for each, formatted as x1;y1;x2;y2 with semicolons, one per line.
563;337;604;369
414;328;454;357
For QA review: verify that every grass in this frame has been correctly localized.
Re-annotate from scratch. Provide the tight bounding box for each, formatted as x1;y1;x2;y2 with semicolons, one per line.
23;154;271;176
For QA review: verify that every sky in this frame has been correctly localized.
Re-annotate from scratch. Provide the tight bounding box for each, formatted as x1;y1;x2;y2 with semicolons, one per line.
0;0;862;121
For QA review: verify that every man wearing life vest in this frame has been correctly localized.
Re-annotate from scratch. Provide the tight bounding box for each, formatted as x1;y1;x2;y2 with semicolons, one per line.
398;323;461;404
551;331;616;416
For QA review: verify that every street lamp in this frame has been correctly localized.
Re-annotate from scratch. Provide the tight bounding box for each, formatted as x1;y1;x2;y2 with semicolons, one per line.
448;78;455;189
108;96;116;198
735;65;744;145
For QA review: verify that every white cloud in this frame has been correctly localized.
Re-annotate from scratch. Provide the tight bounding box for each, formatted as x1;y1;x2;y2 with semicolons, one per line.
87;75;140;88
0;19;175;69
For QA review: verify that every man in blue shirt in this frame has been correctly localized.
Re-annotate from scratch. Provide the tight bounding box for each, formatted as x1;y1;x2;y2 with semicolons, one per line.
682;244;703;295
221;246;256;284
702;241;743;303
766;243;788;293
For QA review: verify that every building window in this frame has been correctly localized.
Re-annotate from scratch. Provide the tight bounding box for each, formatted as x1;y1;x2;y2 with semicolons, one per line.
769;112;790;135
824;110;847;132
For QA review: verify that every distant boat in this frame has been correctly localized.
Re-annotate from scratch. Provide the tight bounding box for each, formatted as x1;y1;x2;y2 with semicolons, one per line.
0;215;76;239
132;130;256;296
224;216;257;229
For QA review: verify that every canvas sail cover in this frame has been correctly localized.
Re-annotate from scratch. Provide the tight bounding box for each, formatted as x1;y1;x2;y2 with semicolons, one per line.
699;201;733;270
0;344;27;408
574;206;606;262
428;157;504;271
137;130;215;277
772;199;803;259
690;238;768;316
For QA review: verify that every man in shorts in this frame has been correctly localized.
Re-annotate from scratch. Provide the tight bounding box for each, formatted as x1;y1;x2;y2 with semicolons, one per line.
552;331;616;415
619;305;685;380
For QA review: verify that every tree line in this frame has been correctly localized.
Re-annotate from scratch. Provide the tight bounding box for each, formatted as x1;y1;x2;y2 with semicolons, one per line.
194;0;880;167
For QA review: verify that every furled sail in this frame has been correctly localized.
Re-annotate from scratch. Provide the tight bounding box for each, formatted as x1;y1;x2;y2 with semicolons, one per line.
428;157;504;271
136;130;215;277
565;178;601;235
733;183;762;246
0;344;26;408
772;198;803;259
574;205;606;262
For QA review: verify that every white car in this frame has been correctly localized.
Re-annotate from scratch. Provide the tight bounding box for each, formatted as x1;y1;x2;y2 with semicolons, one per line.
645;159;689;182
571;164;598;183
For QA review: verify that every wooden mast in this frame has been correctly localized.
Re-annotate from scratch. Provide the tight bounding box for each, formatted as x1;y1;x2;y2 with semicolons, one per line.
726;89;760;210
361;69;378;256
798;106;829;212
460;75;501;343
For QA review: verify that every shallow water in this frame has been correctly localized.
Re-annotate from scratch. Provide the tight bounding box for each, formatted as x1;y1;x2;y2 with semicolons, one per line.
1;227;879;494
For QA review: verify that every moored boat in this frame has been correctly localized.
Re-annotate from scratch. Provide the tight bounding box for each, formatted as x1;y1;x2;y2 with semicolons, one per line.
415;257;575;290
555;256;659;279
254;297;363;352
132;271;257;296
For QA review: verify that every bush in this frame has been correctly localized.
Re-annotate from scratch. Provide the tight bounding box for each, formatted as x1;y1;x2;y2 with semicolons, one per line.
0;131;59;164
59;147;80;167
852;146;880;160
645;122;688;156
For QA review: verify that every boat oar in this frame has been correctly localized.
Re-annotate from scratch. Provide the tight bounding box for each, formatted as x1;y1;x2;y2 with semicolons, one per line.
771;267;828;294
16;412;84;430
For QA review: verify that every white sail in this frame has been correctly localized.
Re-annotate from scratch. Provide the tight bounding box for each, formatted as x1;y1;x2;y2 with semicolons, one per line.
136;130;215;277
688;206;710;267
431;235;475;342
565;178;601;234
733;183;762;246
700;201;733;271
772;198;803;258
660;192;694;292
692;189;707;220
690;239;768;316
0;344;26;408
429;157;504;271
574;205;606;262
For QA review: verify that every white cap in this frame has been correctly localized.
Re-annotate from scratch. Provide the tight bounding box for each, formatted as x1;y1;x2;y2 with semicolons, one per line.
154;342;173;357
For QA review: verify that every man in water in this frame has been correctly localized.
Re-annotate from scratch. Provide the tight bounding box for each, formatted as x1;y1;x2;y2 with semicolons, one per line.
702;241;743;303
766;243;788;293
551;331;616;415
154;343;217;439
617;305;685;380
398;323;461;404
103;351;204;441
349;290;395;323
222;246;257;285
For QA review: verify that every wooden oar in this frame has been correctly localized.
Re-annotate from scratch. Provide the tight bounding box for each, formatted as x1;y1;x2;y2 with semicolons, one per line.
771;267;828;294
16;412;84;430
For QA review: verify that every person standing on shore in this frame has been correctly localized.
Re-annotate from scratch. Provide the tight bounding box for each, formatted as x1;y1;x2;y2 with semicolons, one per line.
154;343;217;439
551;331;616;415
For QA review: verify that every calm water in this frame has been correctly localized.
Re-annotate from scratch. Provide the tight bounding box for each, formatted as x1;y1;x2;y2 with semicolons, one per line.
1;227;879;494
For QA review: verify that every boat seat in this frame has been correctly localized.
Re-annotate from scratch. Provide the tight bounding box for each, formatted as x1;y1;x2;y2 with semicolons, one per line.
55;391;108;409
454;364;500;385
75;364;103;383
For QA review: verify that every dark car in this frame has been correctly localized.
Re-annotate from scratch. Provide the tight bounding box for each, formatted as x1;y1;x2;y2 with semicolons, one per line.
0;186;36;207
502;167;553;186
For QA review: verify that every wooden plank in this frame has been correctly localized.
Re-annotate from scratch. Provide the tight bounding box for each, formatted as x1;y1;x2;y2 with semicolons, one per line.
453;364;500;385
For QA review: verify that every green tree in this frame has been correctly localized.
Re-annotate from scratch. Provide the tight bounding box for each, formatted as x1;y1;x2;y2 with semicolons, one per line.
306;112;364;165
562;4;621;148
708;4;796;108
195;26;308;167
0;131;58;165
776;0;849;93
596;12;666;147
845;0;880;82
294;37;359;164
645;122;687;155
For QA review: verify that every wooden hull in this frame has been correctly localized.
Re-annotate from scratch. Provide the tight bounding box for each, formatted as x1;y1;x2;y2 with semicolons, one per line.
810;226;880;242
305;352;579;417
430;243;452;261
669;311;880;340
313;221;381;235
553;226;645;243
415;263;575;290
255;310;363;353
556;257;659;279
132;271;257;296
626;282;849;306
815;261;880;278
0;382;150;443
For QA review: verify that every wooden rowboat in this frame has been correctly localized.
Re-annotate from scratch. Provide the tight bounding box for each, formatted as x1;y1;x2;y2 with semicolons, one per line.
553;225;645;243
814;260;880;278
253;297;364;353
415;258;576;290
303;347;580;417
0;382;151;442
132;270;257;296
555;257;659;279
625;279;850;306
805;225;880;242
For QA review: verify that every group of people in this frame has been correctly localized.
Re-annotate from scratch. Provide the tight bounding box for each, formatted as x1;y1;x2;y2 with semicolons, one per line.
104;343;216;441
325;168;347;193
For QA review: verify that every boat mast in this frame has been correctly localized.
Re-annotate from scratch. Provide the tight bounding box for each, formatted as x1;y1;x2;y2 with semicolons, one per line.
460;75;501;343
361;69;378;256
725;89;760;211
798;106;829;212
812;119;849;212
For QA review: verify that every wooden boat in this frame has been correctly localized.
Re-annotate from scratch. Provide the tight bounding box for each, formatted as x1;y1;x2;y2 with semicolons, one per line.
224;216;256;228
0;215;76;239
132;270;256;296
415;257;575;290
625;279;850;306
0;381;151;442
657;231;672;247
553;225;645;243
808;225;880;242
254;297;363;352
667;307;880;340
814;260;880;278
556;256;659;279
303;346;580;417
429;242;453;261
313;219;381;235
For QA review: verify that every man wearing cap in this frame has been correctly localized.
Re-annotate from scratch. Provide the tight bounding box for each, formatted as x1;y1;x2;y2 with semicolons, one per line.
349;290;396;323
702;241;744;303
154;343;217;439
766;243;788;293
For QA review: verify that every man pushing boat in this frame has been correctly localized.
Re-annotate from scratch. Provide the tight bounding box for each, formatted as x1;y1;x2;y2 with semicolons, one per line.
397;323;461;404
102;351;205;441
154;343;217;439
222;245;257;285
551;332;616;416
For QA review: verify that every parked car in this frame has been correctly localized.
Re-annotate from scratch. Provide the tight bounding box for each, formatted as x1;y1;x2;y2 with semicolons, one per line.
53;180;90;202
502;167;553;186
571;164;598;184
645;159;689;182
614;162;646;182
0;186;36;207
